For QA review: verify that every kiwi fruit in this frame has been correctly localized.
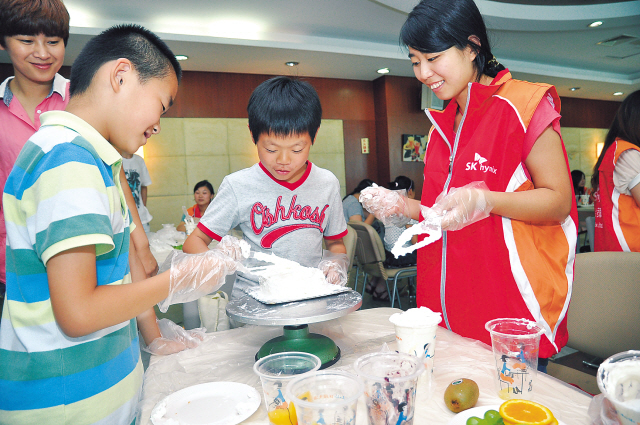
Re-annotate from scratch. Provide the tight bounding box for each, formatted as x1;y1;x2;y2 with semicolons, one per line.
444;378;479;413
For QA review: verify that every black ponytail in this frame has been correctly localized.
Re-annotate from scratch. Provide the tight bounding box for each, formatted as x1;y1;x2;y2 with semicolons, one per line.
388;176;414;192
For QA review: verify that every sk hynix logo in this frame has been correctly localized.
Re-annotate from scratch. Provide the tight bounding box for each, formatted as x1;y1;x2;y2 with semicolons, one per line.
466;153;497;174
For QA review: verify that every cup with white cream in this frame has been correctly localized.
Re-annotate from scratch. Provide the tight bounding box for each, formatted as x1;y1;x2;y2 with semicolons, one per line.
389;307;442;386
597;350;640;425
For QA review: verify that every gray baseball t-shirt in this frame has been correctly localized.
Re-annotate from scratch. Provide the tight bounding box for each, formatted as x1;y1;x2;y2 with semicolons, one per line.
197;162;347;267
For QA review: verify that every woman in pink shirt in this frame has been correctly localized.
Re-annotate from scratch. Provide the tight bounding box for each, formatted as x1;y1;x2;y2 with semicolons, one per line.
0;0;70;292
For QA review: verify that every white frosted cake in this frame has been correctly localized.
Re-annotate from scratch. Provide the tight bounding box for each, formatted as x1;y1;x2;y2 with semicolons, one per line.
242;252;349;303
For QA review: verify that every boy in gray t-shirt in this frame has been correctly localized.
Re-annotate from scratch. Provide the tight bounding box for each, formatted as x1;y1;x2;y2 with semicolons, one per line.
183;76;349;283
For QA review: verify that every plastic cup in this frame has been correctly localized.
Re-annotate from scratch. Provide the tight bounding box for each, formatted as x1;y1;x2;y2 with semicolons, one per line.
485;318;544;400
253;352;322;425
389;307;442;386
597;350;640;425
285;370;364;425
353;352;424;425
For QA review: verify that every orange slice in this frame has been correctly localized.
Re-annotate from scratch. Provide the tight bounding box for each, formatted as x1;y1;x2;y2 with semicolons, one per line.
499;399;557;425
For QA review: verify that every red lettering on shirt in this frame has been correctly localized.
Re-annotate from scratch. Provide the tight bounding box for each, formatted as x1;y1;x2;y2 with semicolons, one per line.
250;196;328;236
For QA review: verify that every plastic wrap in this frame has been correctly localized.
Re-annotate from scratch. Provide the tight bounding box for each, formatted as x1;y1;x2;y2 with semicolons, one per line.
317;250;350;286
157;239;249;313
433;181;493;231
588;394;624;425
359;184;412;227
138;308;592;425
148;224;186;265
142;319;206;355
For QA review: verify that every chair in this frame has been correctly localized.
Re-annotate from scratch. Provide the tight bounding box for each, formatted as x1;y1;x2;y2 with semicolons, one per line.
567;252;640;360
348;221;417;308
342;225;358;282
585;216;595;252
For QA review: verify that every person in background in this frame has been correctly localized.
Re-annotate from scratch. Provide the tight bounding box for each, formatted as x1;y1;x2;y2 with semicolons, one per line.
0;24;247;424
123;152;153;232
0;0;69;315
360;0;576;372
183;76;350;287
383;176;418;268
177;179;215;232
571;169;586;196
592;89;640;252
343;178;389;300
343;179;377;225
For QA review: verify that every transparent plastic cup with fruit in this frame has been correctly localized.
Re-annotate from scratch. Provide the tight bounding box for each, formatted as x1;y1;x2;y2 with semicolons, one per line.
485;318;544;400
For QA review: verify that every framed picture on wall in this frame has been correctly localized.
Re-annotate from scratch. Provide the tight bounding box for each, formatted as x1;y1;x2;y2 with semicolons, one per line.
402;134;427;162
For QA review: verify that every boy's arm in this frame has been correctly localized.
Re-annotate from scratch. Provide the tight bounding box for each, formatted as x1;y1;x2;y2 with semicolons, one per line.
325;238;346;255
47;245;170;338
130;236;161;345
121;168;158;276
183;227;214;254
142;185;148;206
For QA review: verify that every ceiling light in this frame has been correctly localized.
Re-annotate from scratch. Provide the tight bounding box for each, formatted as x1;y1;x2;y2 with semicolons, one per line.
613;92;624;96
175;55;188;61
589;21;603;28
285;61;299;67
570;87;580;91
377;68;390;74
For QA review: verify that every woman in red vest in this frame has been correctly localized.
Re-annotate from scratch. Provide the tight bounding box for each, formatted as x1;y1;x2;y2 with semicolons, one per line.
592;90;640;252
361;0;577;372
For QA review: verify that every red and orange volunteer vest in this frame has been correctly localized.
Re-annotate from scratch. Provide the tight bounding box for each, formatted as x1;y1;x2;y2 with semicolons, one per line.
417;70;577;358
594;139;640;252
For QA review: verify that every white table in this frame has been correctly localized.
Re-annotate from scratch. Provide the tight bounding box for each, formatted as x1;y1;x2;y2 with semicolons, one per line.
139;308;592;424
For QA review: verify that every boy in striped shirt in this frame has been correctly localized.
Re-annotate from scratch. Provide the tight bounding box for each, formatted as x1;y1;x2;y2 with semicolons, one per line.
0;25;247;424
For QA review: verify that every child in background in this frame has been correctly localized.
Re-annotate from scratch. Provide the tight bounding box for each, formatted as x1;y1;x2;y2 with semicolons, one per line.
183;76;349;286
592;89;640;252
0;0;69;308
123;152;153;232
0;25;246;424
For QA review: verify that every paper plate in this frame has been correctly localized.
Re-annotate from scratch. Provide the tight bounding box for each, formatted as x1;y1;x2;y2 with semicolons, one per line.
447;404;567;425
150;381;261;425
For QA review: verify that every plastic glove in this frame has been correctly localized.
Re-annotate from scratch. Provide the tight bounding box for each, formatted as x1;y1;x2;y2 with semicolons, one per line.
432;181;493;231
157;237;250;313
359;184;412;227
214;235;250;261
317;250;350;286
141;318;206;355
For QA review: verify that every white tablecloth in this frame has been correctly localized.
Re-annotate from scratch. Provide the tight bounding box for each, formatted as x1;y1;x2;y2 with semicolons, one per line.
139;307;592;424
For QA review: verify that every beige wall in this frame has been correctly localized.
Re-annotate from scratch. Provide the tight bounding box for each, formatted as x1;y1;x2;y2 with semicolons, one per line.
562;127;608;188
142;118;345;232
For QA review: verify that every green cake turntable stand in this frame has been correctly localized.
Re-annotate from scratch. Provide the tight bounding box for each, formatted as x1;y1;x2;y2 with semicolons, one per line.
226;277;362;369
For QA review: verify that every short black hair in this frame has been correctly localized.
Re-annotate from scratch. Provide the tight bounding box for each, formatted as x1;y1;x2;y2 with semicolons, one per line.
247;76;322;144
194;180;214;195
400;0;505;80
69;24;182;97
0;0;70;47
